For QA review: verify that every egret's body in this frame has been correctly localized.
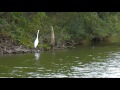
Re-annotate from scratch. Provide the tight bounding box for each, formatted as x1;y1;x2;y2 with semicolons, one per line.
34;30;39;48
50;26;55;47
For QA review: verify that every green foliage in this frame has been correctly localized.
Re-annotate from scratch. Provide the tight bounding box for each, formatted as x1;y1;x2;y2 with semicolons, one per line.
66;12;120;42
1;12;120;50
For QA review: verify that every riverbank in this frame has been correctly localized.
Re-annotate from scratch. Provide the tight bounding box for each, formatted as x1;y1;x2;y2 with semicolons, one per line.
0;32;120;55
0;33;36;54
0;45;37;54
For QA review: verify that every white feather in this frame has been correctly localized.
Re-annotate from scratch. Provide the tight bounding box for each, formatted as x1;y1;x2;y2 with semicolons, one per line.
34;30;39;48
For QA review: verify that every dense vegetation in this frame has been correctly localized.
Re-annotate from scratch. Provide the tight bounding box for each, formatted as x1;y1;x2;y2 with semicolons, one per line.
0;12;120;51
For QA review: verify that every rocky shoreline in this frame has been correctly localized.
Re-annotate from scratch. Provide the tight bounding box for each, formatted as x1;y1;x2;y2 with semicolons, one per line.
0;33;38;55
0;45;37;55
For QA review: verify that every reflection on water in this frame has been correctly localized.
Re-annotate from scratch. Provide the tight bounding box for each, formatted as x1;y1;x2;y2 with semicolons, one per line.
34;52;40;60
0;42;120;78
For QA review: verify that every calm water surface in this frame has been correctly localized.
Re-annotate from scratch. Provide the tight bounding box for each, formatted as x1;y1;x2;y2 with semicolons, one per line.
1;42;120;78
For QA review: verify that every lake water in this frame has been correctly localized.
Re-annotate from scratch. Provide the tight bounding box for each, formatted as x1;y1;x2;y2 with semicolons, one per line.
0;42;120;78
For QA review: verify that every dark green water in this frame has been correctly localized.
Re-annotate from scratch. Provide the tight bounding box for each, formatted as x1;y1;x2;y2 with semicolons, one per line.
1;42;120;78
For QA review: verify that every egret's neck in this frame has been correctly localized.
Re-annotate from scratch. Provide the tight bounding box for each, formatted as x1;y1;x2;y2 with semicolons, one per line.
37;31;39;38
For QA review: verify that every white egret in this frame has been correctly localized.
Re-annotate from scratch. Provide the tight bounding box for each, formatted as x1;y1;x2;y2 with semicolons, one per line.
34;30;39;48
50;26;55;47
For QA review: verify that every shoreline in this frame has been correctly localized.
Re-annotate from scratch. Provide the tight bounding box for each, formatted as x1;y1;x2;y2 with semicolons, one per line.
0;45;38;55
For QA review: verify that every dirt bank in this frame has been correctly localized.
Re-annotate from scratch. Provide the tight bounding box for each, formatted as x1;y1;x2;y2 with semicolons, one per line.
0;33;37;54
